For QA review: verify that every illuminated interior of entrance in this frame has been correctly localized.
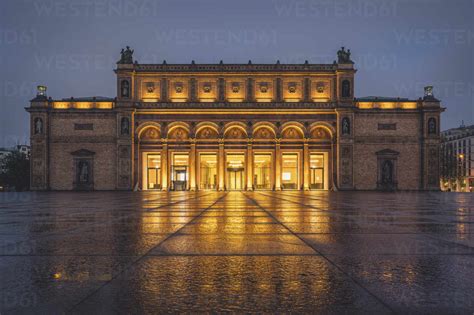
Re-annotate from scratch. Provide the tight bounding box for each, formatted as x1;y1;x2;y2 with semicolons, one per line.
310;154;324;190
254;154;272;190
171;153;189;191
200;154;217;190
147;154;161;190
282;153;299;190
226;154;245;190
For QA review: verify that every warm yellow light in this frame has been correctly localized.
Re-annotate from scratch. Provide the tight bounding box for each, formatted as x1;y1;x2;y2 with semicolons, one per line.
400;102;417;109
142;99;159;103
227;98;244;102
312;98;329;103
75;102;93;109
53;102;69;109
459;154;465;159
357;102;373;109
256;98;272;102
199;98;216;103
95;102;113;109
284;98;301;102
171;98;188;103
379;102;396;109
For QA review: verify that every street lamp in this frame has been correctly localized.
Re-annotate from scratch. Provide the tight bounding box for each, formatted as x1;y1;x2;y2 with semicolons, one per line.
458;154;465;191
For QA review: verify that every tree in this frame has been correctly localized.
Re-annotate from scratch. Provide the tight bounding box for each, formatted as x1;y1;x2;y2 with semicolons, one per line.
0;151;30;191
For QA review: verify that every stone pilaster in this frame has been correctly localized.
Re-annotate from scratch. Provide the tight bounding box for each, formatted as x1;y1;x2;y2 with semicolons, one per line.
218;139;225;191
275;139;281;190
247;140;253;190
161;140;168;191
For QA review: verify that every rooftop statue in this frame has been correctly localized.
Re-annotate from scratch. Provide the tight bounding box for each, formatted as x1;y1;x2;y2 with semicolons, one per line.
117;46;134;64
337;47;353;64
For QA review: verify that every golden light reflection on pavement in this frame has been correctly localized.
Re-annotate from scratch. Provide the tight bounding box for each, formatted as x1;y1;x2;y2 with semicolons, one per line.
0;191;473;313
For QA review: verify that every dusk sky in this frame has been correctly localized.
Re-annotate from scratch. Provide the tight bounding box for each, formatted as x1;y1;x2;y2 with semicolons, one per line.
1;0;473;147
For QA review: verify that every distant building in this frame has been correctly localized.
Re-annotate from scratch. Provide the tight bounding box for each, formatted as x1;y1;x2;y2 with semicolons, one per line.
27;47;443;191
15;145;31;158
441;123;474;192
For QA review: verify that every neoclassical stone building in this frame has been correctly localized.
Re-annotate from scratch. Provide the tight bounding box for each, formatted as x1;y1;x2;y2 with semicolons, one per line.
27;47;443;191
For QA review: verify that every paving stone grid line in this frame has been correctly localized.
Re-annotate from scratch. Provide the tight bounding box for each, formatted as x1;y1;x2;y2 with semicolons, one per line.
0;191;473;313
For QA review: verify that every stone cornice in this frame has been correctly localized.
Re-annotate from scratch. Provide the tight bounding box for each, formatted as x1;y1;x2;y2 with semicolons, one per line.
128;63;339;73
135;102;338;110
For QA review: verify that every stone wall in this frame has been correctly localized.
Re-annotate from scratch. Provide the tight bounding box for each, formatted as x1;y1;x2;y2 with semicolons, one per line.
353;112;422;190
48;113;117;190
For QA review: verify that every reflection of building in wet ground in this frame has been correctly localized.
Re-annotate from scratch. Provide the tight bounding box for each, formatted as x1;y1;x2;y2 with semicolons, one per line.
0;191;473;313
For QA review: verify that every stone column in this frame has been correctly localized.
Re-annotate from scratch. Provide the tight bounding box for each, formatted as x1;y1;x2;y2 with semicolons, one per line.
189;139;196;191
275;139;281;190
247;140;253;190
218;139;225;191
161;140;168;190
303;139;310;190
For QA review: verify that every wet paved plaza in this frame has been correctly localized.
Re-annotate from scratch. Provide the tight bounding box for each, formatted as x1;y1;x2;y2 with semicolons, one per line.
0;191;473;314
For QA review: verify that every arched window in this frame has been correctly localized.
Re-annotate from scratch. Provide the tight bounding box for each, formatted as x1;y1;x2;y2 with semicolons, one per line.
428;118;437;135
341;80;351;98
121;80;130;98
341;117;351;135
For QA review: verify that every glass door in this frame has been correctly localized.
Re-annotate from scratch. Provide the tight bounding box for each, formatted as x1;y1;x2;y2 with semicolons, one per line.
281;153;299;190
171;154;189;191
147;154;161;190
310;154;324;190
226;154;245;190
254;154;272;190
200;154;217;190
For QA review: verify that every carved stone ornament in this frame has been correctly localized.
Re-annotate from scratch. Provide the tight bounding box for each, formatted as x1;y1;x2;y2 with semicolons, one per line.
203;83;212;93
174;82;183;93
259;82;269;93
146;82;155;93
316;82;325;93
288;82;297;93
231;82;240;93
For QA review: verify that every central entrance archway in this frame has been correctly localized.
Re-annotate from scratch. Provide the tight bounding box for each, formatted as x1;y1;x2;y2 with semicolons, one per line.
226;154;245;190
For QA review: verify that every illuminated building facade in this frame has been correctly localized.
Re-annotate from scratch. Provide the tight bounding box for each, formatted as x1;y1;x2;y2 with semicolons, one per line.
441;123;474;192
27;47;443;191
